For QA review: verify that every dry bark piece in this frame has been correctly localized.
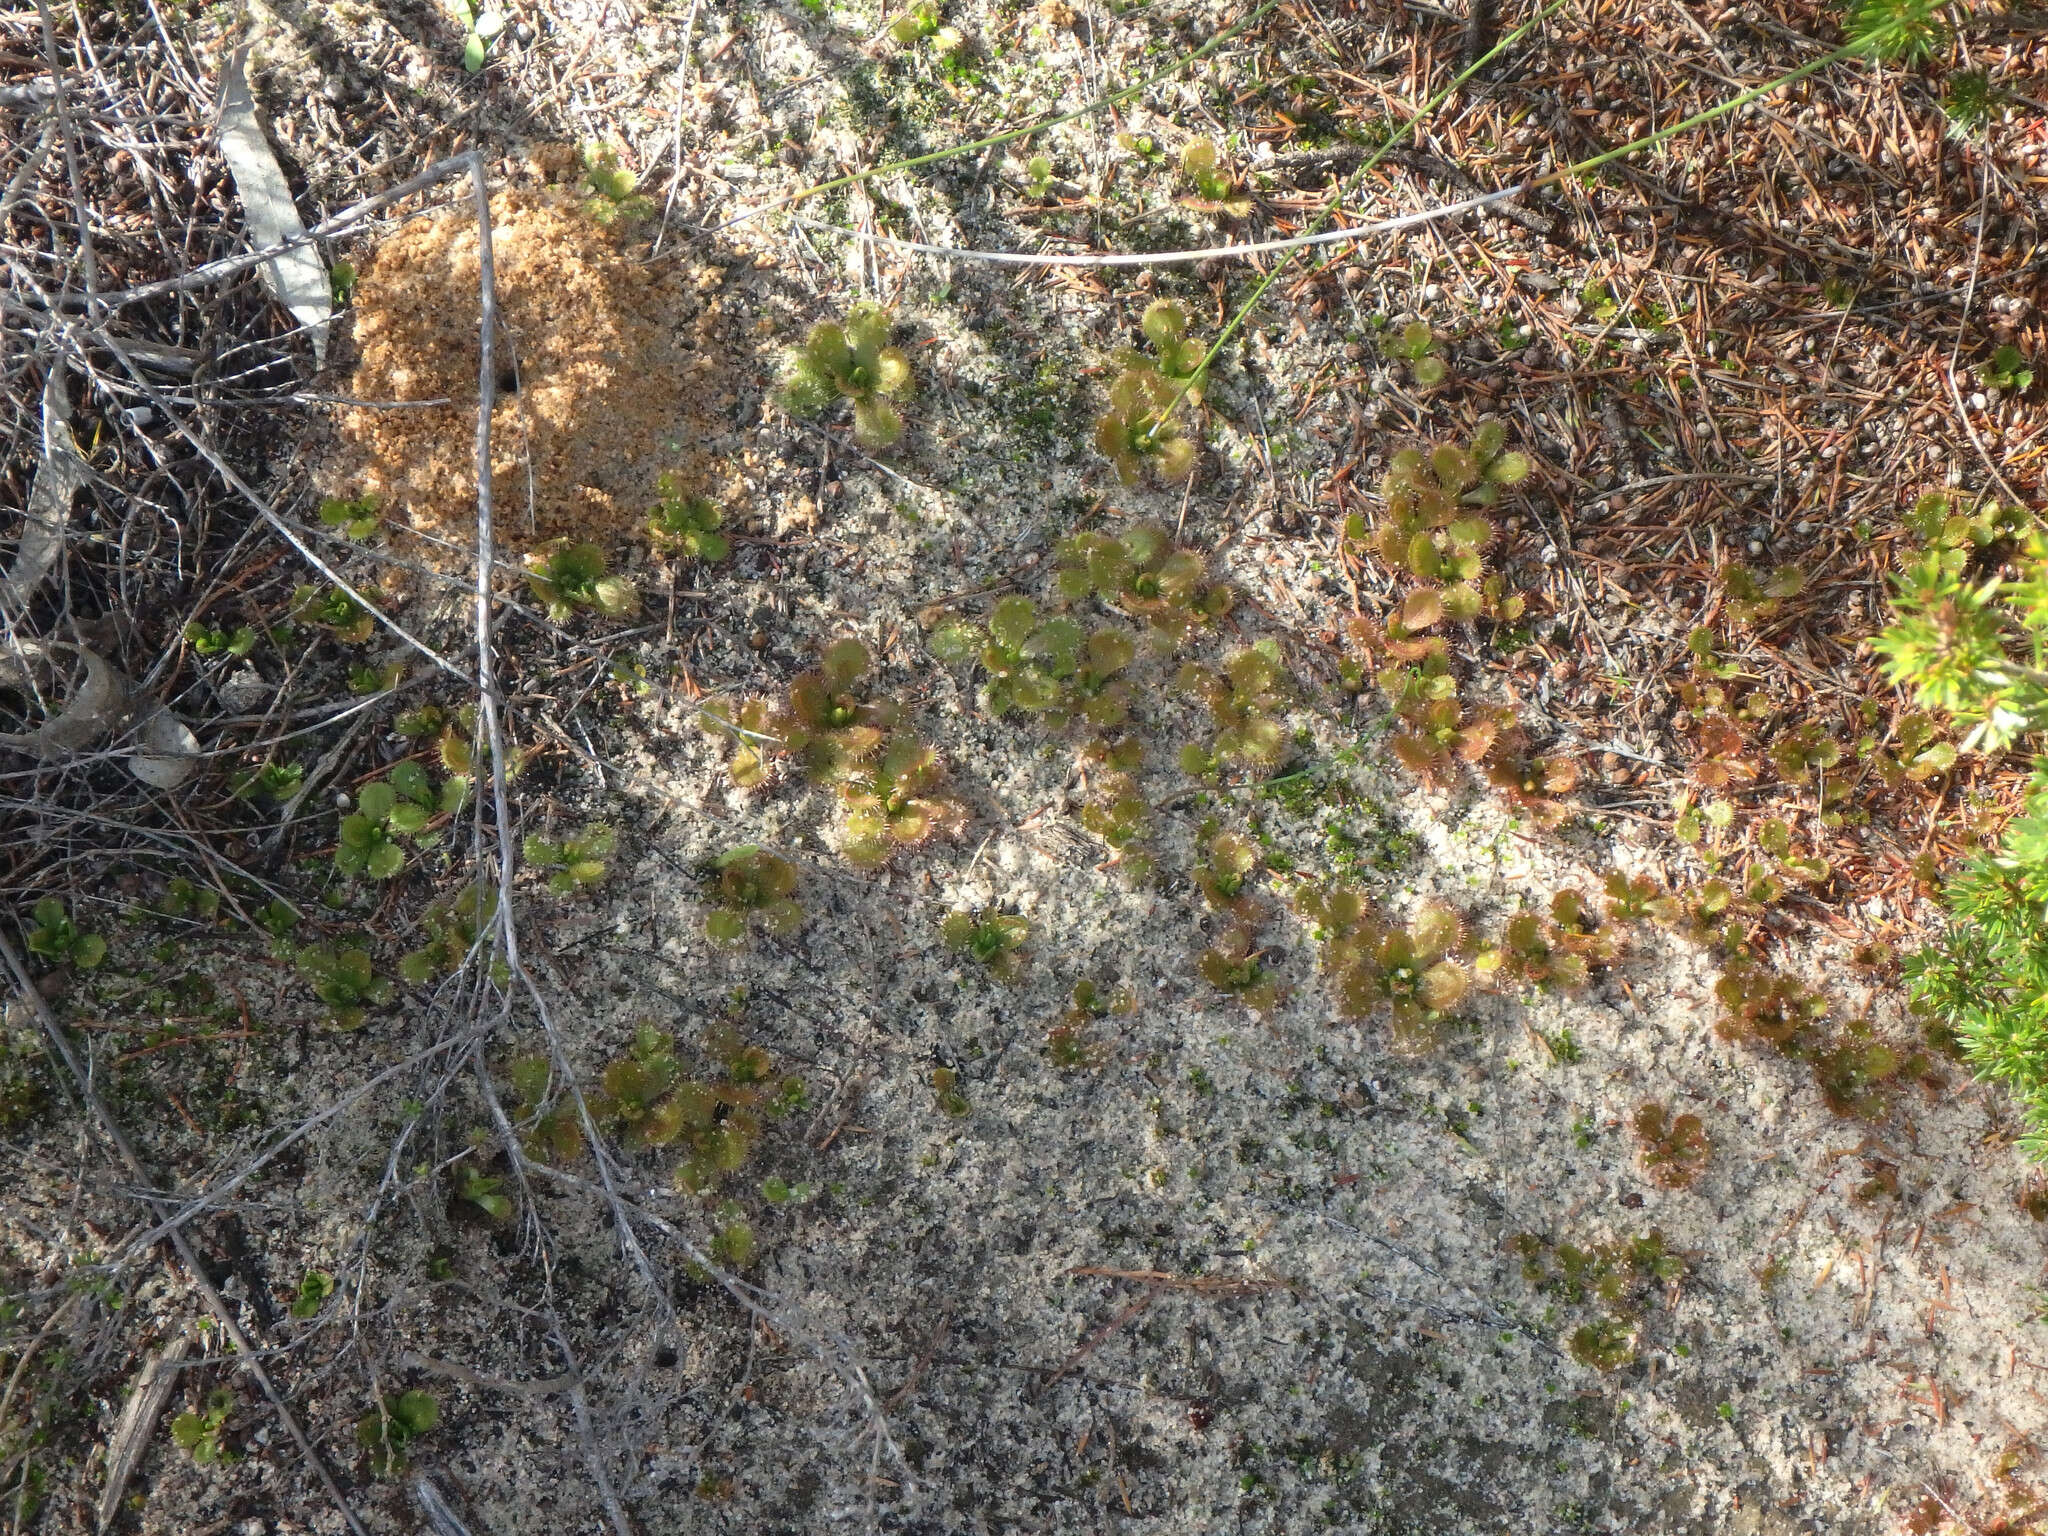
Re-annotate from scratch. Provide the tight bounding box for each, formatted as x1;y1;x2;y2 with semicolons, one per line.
95;1334;192;1531
217;46;331;365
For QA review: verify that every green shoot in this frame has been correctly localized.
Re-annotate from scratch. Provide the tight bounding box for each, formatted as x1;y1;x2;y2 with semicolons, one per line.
931;1066;972;1117
647;475;730;562
1178;643;1290;777
1296;887;1470;1049
453;1164;512;1223
704;847;804;946
183;619;257;657
839;734;965;867
778;303;914;450
173;1390;238;1465
523;824;616;894
288;1269;335;1320
357;1389;438;1476
890;0;939;45
1352;419;1528;616
1632;1102;1710;1189
524;539;639;623
1981;343;2035;395
1388;320;1448;387
292;583;374;644
1198;923;1286;1012
400;883;501;984
931;597;1085;717
1192;829;1262;922
580;141;654;225
942;908;1031;982
506;1053;586;1164
1179;140;1248;214
1046;977;1133;1070
785;639;901;783
1714;958;1828;1052
1094;365;1196;486
1056;521;1233;648
25;898;105;970
318;493;379;540
297;944;391;1031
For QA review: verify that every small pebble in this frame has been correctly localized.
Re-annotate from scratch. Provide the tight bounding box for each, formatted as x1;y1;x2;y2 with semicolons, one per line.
1421;282;1443;303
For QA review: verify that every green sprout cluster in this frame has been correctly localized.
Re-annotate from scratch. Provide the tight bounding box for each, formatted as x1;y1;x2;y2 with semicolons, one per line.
1178;141;1247;213
24;898;104;970
173;1390;238;1465
1632;1102;1711;1189
1355;419;1528;613
1057;521;1234;648
942;908;1031;982
1510;1228;1686;1372
580;141;654;226
297;943;391;1031
703;847;804;946
1296;887;1471;1051
293;583;374;643
337;764;466;880
1045;977;1134;1070
357;1389;438;1476
524;823;615;894
647;474;730;562
1483;890;1618;996
1387;320;1448;388
778;303;914;450
318;492;379;540
525;540;639;623
1075;734;1154;880
1177;644;1289;778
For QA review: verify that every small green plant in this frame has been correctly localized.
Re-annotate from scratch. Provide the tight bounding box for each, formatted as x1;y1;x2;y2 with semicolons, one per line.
1483;891;1616;995
1023;153;1055;197
1602;871;1664;922
1512;1228;1685;1372
357;1389;438;1476
25;898;105;970
1178;140;1248;214
1632;1102;1710;1189
1192;829;1262;921
523;823;615;894
1353;419;1528;617
1484;733;1581;827
1981;343;2036;395
1198;922;1286;1013
1297;887;1471;1050
505;1053;586;1163
703;847;804;946
1714;957;1829;1052
524;540;639;622
1842;0;1948;65
318;492;379;539
1119;300;1210;404
930;1065;972;1117
336;765;461;880
839;734;965;868
777;638;899;783
453;1164;512;1223
288;1269;335;1320
172;1389;238;1465
580;141;654;225
646;475;730;561
1389;681;1510;786
1045;978;1133;1070
778;303;914;450
1388;320;1447;387
942;908;1031;982
292;583;374;643
399;882;500;983
1568;1317;1636;1373
1056;522;1233;648
889;0;938;44
1094;366;1196;486
1942;69;2000;132
1722;562;1805;627
183;618;258;656
1178;643;1289;777
931;597;1083;717
1074;734;1154;880
1810;1020;1923;1119
297;944;392;1031
330;259;357;306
